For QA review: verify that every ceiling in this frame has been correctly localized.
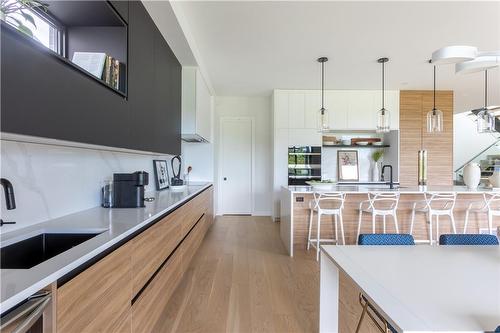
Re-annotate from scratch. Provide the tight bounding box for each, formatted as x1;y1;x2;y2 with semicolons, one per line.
174;1;500;113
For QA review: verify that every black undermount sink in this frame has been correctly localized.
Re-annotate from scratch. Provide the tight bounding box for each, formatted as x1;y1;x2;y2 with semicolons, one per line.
1;232;102;269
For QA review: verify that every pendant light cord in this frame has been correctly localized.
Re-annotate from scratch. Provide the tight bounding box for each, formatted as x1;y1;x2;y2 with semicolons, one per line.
485;70;488;108
321;61;325;113
433;65;437;115
382;61;385;110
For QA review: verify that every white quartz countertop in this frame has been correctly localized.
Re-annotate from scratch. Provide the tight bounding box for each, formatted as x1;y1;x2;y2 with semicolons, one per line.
0;183;212;314
321;245;500;332
285;185;494;194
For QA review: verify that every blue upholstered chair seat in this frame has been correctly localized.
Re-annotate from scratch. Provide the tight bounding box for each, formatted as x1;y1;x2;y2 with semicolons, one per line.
439;234;499;245
358;233;415;246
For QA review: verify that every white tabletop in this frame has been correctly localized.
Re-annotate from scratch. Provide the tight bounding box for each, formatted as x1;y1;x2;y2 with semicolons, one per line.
321;245;500;332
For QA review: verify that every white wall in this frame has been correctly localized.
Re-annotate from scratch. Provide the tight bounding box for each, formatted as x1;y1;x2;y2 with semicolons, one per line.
0;139;172;233
453;112;499;171
214;96;272;216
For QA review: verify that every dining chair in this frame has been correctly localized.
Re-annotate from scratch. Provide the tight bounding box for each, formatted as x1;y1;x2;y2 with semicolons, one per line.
358;233;415;245
307;191;346;261
439;234;499;245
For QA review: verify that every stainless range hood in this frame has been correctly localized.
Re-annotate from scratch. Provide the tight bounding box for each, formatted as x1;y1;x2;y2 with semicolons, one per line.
181;134;209;143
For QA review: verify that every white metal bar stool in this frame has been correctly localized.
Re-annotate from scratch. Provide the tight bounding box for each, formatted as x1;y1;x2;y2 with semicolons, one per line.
356;192;400;244
307;192;346;261
464;193;500;234
410;192;457;244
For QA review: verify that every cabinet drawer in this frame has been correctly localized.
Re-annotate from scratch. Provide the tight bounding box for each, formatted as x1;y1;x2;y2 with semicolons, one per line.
131;211;183;297
131;212;210;332
131;242;183;333
57;243;132;333
181;189;210;234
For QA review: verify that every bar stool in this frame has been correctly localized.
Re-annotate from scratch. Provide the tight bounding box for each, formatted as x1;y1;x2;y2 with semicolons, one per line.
464;193;500;235
410;192;457;244
307;192;345;261
356;192;400;244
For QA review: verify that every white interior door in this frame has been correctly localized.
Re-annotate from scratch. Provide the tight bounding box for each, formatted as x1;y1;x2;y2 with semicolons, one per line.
220;118;252;214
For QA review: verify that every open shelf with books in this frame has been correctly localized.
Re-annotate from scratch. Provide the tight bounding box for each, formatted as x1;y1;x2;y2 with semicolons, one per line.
2;1;128;97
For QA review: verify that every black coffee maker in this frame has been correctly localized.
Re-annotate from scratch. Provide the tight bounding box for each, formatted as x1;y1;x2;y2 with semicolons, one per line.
113;171;149;208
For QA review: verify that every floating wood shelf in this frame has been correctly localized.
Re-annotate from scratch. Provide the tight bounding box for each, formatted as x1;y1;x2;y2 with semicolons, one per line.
322;144;390;148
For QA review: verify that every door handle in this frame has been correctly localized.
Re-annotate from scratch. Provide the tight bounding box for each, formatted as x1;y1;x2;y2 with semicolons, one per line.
223;177;227;181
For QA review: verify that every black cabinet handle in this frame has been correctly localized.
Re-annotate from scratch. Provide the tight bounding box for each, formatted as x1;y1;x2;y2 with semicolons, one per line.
223;177;227;181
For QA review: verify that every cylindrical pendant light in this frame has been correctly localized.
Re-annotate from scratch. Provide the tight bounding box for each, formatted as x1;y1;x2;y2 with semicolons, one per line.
376;57;390;133
317;57;329;131
427;63;444;133
477;70;496;133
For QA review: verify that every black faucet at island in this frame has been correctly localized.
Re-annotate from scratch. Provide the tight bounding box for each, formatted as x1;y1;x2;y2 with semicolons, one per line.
381;165;394;189
1;178;17;227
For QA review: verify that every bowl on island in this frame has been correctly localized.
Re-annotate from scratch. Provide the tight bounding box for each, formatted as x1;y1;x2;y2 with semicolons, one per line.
356;142;369;146
306;180;337;191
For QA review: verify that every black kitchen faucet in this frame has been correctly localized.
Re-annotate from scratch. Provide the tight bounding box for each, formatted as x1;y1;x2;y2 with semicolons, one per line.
381;165;394;189
1;178;16;226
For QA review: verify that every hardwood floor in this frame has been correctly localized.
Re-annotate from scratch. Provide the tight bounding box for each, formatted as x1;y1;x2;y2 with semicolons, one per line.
155;215;319;333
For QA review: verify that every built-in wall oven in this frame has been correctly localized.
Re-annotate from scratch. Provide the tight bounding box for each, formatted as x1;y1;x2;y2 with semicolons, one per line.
288;146;321;185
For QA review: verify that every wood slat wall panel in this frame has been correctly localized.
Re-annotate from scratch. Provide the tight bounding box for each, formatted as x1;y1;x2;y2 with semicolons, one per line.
292;193;498;246
399;90;453;187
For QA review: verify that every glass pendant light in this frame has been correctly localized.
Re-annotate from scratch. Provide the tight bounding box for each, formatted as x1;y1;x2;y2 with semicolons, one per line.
427;64;444;133
376;58;390;133
477;70;496;133
317;57;329;131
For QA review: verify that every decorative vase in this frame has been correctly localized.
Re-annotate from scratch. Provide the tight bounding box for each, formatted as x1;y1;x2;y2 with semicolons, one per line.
463;162;481;190
489;165;500;188
371;162;380;182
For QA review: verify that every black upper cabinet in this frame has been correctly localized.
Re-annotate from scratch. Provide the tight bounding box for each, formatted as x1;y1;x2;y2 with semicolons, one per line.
0;1;181;155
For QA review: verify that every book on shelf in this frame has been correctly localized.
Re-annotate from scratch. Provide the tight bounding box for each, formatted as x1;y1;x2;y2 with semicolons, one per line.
72;52;107;79
72;52;125;92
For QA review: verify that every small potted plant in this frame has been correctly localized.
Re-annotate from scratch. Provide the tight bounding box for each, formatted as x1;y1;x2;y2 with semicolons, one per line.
371;150;384;182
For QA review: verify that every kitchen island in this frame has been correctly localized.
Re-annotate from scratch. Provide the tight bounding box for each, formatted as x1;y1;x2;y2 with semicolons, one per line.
320;245;500;332
280;185;500;256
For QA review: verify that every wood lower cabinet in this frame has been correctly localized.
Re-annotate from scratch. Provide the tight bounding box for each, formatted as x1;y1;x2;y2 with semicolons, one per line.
57;243;133;333
131;213;210;332
130;210;183;297
56;187;213;333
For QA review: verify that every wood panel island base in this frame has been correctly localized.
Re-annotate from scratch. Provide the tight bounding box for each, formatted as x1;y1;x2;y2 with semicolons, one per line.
56;186;213;333
281;186;500;255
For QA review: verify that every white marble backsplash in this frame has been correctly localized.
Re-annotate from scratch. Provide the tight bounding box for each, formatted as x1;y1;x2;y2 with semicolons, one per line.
0;140;173;232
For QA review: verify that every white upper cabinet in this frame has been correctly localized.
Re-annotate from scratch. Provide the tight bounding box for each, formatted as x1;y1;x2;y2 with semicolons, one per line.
273;89;399;133
288;93;306;129
347;90;376;130
325;91;349;130
181;67;212;142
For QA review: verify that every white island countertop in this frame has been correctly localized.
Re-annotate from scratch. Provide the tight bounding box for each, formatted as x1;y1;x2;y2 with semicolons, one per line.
320;245;500;332
0;183;212;314
286;184;496;194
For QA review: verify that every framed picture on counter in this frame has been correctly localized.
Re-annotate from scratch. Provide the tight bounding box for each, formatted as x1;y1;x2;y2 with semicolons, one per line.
153;160;170;190
337;150;359;181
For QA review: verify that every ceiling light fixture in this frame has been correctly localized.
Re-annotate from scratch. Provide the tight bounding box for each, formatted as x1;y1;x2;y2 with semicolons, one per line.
431;45;500;72
317;57;329;132
376;57;390;133
427;62;443;133
456;56;500;74
476;70;496;134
